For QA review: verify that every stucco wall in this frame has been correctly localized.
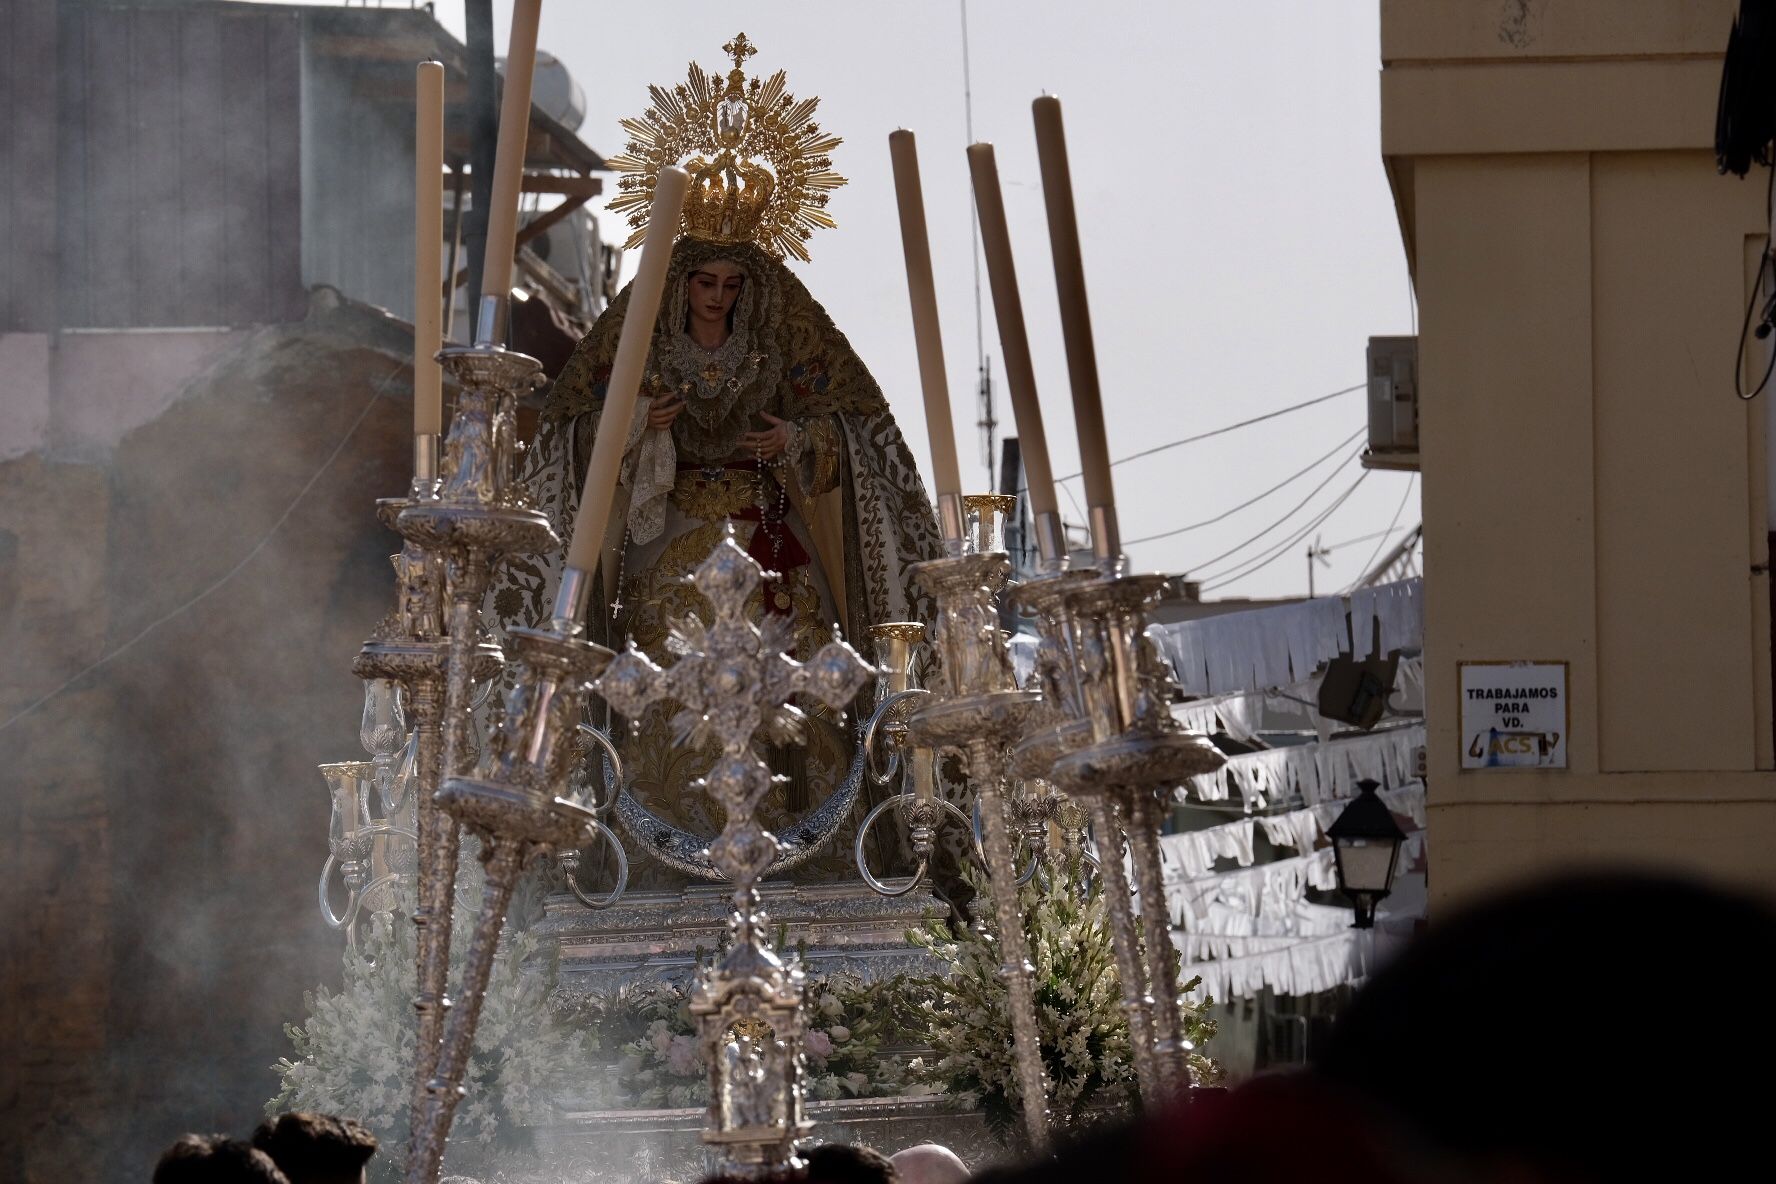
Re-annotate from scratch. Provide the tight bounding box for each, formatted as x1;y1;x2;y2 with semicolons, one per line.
1381;0;1776;910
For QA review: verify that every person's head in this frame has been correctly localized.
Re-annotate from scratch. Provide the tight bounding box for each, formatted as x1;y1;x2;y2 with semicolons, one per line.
888;1143;968;1184
153;1135;290;1184
685;257;746;335
1316;870;1776;1182
251;1112;378;1184
803;1141;898;1184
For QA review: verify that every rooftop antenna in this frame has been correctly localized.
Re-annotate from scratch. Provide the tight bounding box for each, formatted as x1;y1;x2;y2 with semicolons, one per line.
1308;534;1334;597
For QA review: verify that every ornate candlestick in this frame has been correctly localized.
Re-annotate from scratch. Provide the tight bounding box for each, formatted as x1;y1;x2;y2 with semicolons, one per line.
353;451;504;1146
390;307;559;1158
904;536;1050;1145
1033;570;1224;1097
598;533;875;1177
405;552;610;1184
1010;570;1165;1096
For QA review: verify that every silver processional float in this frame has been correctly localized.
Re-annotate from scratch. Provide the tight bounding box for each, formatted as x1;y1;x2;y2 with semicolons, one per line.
317;11;1224;1178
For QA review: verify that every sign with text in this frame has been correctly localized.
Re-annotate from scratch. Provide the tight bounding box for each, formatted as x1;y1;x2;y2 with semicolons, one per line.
1459;661;1568;770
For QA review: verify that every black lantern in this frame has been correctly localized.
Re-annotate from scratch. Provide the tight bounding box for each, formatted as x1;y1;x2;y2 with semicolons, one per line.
1326;778;1407;929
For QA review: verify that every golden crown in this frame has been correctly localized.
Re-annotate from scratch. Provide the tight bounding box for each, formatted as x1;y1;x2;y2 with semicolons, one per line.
606;33;846;263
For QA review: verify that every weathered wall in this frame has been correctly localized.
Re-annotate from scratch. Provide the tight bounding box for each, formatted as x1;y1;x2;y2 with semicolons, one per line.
1381;0;1776;909
1;328;251;462
50;3;306;330
0;296;417;1182
299;18;425;326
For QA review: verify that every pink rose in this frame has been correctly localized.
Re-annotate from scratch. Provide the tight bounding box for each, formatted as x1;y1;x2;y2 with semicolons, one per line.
805;1030;834;1059
667;1035;699;1076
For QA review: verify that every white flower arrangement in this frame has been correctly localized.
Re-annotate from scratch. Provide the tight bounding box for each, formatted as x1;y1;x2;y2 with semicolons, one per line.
900;862;1222;1141
270;868;593;1182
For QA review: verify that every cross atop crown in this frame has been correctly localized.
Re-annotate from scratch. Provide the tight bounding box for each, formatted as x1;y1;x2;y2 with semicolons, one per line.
723;32;758;71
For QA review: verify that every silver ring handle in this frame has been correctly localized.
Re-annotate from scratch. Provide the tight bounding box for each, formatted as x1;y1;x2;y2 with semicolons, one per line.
853;793;973;897
861;688;929;787
318;853;357;930
574;723;625;815
972;798;1043;886
565;817;630;910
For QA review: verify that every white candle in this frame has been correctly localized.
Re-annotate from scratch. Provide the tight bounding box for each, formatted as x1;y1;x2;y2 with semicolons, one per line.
888;129;964;532
479;0;543;303
563;167;690;574
966;142;1057;523
1032;96;1116;524
413;61;445;439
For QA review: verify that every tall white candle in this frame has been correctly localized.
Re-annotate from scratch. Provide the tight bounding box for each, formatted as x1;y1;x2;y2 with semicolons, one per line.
888;129;964;532
563;167;690;574
966;142;1057;523
1032;96;1116;525
479;0;543;303
413;61;445;439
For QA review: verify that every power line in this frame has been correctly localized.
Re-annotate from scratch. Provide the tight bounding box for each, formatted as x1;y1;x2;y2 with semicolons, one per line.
1323;524;1412;551
1202;470;1373;592
1200;473;1370;589
1124;427;1364;547
1180;446;1363;576
1053;382;1363;482
1343;474;1417;594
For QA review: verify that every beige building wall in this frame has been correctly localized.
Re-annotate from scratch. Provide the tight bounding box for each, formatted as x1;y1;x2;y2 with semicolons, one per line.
1381;0;1776;910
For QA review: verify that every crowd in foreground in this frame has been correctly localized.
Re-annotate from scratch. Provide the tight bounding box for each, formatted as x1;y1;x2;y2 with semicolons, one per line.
157;872;1776;1183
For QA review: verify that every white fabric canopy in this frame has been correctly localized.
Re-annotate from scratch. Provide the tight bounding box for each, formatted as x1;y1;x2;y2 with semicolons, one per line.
1182;723;1424;810
1148;577;1424;699
1149;597;1349;698
1165;847;1342;927
1177;927;1377;1001
1350;579;1424;659
1159;782;1426;881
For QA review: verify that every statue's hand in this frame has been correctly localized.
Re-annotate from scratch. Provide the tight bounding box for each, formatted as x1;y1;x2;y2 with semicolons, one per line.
646;393;685;430
742;412;793;460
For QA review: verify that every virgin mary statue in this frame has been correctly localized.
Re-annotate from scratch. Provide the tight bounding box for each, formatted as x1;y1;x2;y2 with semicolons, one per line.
493;35;943;887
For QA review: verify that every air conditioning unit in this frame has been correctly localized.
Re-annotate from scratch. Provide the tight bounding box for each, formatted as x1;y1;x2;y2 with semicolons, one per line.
1366;336;1419;457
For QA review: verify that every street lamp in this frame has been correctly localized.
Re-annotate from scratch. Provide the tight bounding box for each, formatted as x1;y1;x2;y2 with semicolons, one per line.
1326;778;1406;929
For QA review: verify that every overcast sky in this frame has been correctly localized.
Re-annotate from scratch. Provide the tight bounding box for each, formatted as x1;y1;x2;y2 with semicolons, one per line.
371;1;1417;598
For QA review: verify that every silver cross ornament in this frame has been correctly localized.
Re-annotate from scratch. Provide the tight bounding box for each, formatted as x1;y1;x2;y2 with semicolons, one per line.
595;528;874;1172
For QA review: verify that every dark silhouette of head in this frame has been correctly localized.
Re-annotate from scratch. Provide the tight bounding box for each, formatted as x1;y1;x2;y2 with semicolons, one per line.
251;1112;378;1184
1315;870;1776;1182
803;1142;899;1184
153;1134;290;1184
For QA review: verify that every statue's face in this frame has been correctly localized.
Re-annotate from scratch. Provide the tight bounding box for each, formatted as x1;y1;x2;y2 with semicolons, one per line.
686;259;746;330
